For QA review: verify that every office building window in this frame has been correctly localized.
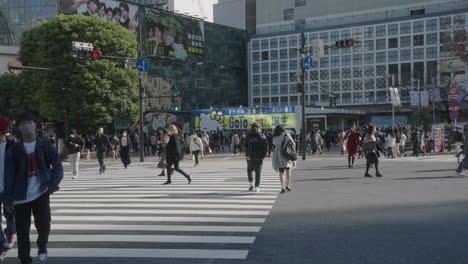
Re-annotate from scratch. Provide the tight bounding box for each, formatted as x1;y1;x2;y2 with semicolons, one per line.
388;50;398;62
342;68;351;78
280;73;288;83
295;19;306;31
388;38;398;49
376;25;386;37
454;15;465;26
320;57;330;68
388;24;398;36
271;86;279;95
400;49;411;61
262;62;269;72
376;91;387;102
331;69;340;79
284;8;294;21
440;17;452;30
353;66;363;78
414;62;424;83
413;21;424;33
401;63;411;86
289;60;297;70
253;52;260;61
271;97;279;106
440;31;451;44
352;28;362;39
289;48;297;58
280;61;288;71
320;93;329;103
270;38;278;49
320;70;329;80
401;36;411;48
270;50;278;60
426;19;437;31
365;66;374;77
252;40;260;50
280;37;288;47
289;36;298;47
376;65;386;76
410;9;425;16
331;56;340;67
290;96;298;105
320;32;329;43
389;64;399;85
262;51;269;61
426;47;438;59
365;79;374;90
341;29;351;39
342;93;351;103
364;27;374;38
331;31;339;41
413;35;424;46
426;33;437;45
376;52;386;63
364;40;374;51
261;39;268;50
331;81;340;92
271;74;278;83
280;96;288;105
310;70;318;80
342;80;351;91
262;97;270;106
400;22;411;34
353;54;362;65
310;83;319;92
280;49;288;59
253;86;260;96
295;0;306;7
364;91;375;102
271;62;278;72
376;39;386;50
353;80;363;90
377;78;386;89
253;75;260;85
426;61;437;84
364;53;374;64
413;48;424;60
280;85;288;94
262;86;270;96
253;63;260;73
342;55;351;66
262;74;269;84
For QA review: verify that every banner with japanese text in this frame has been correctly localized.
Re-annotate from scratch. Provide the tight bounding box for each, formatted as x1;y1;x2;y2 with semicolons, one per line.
194;107;296;132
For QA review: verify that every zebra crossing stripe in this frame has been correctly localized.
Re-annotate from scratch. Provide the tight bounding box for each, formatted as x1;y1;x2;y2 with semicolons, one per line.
54;208;270;216
51;203;273;209
50;198;275;204
50;224;261;232
51;215;266;223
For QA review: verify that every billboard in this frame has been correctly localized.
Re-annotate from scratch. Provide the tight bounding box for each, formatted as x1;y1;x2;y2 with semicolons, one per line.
194;107;296;132
58;0;139;33
143;77;182;110
145;10;205;60
130;111;191;134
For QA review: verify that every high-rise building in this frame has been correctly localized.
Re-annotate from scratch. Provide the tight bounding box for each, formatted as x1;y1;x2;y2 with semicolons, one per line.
213;0;256;33
167;0;218;22
249;0;468;128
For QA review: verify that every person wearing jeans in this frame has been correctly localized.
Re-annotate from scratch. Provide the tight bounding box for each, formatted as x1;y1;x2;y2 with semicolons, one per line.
4;112;63;264
245;123;268;192
65;129;83;179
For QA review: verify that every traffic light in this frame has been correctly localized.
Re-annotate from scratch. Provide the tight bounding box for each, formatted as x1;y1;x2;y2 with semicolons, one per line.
72;41;100;59
335;39;354;48
172;95;182;111
75;50;100;59
171;80;181;96
329;94;337;107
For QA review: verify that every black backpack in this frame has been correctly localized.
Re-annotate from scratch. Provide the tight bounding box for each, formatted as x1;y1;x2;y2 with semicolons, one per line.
247;134;268;160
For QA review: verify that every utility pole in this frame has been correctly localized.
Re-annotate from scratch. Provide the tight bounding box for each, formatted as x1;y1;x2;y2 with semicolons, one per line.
390;75;395;128
138;18;144;162
300;33;306;161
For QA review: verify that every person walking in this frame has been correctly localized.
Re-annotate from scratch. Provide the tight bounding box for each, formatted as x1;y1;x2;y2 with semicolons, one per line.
394;128;401;157
400;129;407;157
119;130;132;169
386;130;396;158
338;128;346;155
362;124;383;177
0;116;16;262
93;128;112;174
345;126;360;168
232;132;240;155
189;132;203;167
272;125;295;193
157;129;169;177
84;134;93;161
163;125;191;185
150;133;158;156
111;134;120;162
245;123;268;192
266;129;273;157
64;129;83;179
4;112;63;264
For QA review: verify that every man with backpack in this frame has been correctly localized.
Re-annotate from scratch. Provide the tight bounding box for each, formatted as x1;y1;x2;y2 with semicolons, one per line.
245;123;268;192
0;116;16;262
4;112;63;264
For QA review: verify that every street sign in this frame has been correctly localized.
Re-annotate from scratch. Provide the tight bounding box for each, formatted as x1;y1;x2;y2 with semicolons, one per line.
449;106;459;111
138;71;148;79
449;110;460;120
7;59;22;74
136;58;150;72
449;86;459;95
449;98;459;107
303;56;313;70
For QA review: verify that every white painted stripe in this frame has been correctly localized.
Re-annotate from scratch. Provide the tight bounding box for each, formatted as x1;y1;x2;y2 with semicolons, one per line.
6;248;248;259
51;224;261;232
51;203;273;209
52;194;278;199
32;234;255;244
57;190;278;195
55;209;269;216
52;215;265;223
50;198;275;204
61;187;279;191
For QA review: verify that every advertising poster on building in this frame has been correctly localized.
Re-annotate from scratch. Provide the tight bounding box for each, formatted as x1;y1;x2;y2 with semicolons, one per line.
130;111;191;134
58;0;139;33
143;77;182;110
420;91;430;108
410;91;419;109
145;9;205;60
432;125;445;152
194;107;296;132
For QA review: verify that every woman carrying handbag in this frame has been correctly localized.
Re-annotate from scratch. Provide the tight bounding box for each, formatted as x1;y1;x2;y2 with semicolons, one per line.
272;125;296;193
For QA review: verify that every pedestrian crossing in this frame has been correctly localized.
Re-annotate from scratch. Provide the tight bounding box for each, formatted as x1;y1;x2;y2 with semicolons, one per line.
7;159;282;263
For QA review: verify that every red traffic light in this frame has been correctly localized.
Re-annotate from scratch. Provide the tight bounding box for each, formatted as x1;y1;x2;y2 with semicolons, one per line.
91;51;100;59
346;39;354;47
335;39;354;48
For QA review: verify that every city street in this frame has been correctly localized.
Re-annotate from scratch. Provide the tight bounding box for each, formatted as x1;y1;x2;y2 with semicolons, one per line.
2;152;467;264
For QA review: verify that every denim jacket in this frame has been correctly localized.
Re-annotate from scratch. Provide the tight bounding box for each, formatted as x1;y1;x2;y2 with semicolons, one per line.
3;137;63;207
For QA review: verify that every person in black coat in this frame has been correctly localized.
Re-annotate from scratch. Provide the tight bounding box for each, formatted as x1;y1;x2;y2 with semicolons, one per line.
93;127;112;174
163;125;191;185
119;130;133;169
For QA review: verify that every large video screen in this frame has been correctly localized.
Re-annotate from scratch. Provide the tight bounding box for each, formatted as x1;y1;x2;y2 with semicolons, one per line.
58;0;139;34
145;10;205;61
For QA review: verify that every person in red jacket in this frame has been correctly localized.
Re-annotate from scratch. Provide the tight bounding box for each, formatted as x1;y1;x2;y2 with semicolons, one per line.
345;125;360;168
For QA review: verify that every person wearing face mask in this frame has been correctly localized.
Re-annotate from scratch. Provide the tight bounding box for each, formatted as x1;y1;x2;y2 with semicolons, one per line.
93;127;112;174
4;112;63;264
0;116;17;262
362;123;383;177
119;130;132;169
64;129;84;179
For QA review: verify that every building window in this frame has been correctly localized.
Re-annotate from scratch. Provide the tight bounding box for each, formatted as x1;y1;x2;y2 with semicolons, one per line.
426;33;437;45
320;57;330;68
413;62;424;83
341;29;351;39
262;97;270;106
252;40;260;50
289;72;298;82
342;80;351;91
364;27;374;38
289;48;297;58
280;73;288;83
376;65;386;76
413;48;424;60
295;19;306;31
440;31;451;44
342;93;351;103
261;51;269;61
280;96;288;105
401;63;411;86
388;24;398;36
309;83;319;92
261;39;268;50
270;50;278;60
253;63;260;74
262;74;269;84
364;40;374;51
289;36;298;47
253;87;260;97
440;17;452;30
271;86;279;95
280;37;288;47
271;62;278;72
376;91;387;102
280;49;288;59
289;60;298;71
252;52;260;61
401;36;411;48
310;70;318;80
331;69;340;79
331;81;340;92
376;52;386;63
271;74;278;83
330;31;339;41
320;70;329;80
280;61;288;71
426;61;437;84
295;0;306;7
400;22;411;34
377;78;386;89
353;66;363;77
331;56;340;67
400;49;411;61
413;35;424;46
320;32;329;43
376;39;386;50
376;25;386;37
365;79;374;90
353;54;362;65
353;80;363;90
280;85;288;94
388;50;398;62
270;38;278;49
341;55;351;66
262;86;270;96
271;97;279;106
364;53;374;64
262;62;269;72
290;95;298;104
365;66;374;77
253;75;260;85
413;21;424;33
284;8;294;21
454;15;466;26
426;19;437;31
342;68;351;78
410;9;425;16
426;47;438;59
388;38;398;49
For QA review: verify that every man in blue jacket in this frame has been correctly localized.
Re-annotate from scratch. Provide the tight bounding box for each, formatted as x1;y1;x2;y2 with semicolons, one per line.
4;113;63;264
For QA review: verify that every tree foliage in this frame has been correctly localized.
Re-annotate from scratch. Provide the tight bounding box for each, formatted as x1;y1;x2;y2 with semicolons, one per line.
410;109;432;131
18;14;138;130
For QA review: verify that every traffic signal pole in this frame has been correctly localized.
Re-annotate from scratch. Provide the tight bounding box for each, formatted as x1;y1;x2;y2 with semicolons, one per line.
300;33;306;161
138;21;144;162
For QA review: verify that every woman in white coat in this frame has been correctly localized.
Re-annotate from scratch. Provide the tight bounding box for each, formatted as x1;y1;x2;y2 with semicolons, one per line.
189;132;204;167
272;125;296;193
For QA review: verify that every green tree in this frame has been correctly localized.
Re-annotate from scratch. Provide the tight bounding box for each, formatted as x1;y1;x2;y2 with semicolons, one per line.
18;14;138;132
410;109;432;131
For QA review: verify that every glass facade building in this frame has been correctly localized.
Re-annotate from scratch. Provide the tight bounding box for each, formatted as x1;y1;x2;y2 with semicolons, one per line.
249;2;468;111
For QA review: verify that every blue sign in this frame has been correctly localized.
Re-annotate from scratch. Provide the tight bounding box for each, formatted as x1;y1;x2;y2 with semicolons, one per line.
303;56;314;70
136;58;150;72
